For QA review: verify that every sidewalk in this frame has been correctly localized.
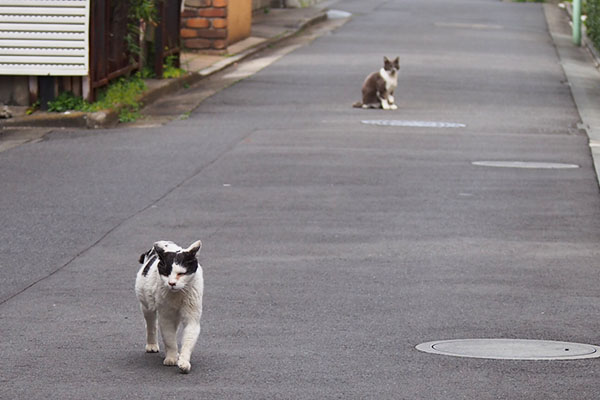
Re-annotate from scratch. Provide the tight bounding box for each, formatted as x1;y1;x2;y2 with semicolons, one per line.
0;5;331;130
546;3;600;186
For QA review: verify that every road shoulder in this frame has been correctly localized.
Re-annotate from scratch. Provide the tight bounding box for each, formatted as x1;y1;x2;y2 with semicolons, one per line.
545;3;600;186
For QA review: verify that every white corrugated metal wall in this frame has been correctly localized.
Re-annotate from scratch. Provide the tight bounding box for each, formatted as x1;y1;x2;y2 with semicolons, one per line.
0;0;89;76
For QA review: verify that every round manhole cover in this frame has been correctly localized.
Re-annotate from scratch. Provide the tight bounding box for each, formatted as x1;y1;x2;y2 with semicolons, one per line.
361;120;466;128
472;161;579;169
416;339;600;360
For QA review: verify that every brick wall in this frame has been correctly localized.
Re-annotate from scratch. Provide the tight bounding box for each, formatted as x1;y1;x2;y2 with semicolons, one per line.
182;0;228;51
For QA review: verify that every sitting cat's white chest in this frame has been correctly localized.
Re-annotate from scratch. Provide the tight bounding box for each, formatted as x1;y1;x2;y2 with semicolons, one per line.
380;68;397;91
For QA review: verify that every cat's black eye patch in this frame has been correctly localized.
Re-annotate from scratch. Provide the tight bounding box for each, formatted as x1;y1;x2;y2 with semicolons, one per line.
182;260;198;274
171;252;198;274
157;252;176;276
182;262;198;275
158;261;172;276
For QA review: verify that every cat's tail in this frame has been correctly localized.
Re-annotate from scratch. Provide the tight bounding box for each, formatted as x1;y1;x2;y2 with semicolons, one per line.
352;101;363;108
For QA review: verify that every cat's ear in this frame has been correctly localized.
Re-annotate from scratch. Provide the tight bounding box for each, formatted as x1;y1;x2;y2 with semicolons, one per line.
393;57;400;69
153;241;169;259
186;240;202;257
383;56;391;67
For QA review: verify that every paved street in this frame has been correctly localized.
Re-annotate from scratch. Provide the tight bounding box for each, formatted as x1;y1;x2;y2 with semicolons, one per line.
2;0;600;398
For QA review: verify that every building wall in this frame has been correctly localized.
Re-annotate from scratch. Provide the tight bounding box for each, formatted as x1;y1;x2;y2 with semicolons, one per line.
0;76;29;106
228;0;252;43
182;0;252;51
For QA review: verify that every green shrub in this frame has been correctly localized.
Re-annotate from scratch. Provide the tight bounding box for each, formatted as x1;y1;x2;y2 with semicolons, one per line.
47;91;90;112
162;55;186;79
94;73;146;112
46;73;148;122
587;0;600;50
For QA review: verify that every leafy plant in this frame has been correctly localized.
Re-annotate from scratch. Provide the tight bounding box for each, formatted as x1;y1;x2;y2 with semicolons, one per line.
587;0;600;51
25;100;39;115
139;66;156;79
46;73;148;123
162;54;186;79
94;73;147;122
118;108;142;122
126;0;158;66
47;92;90;112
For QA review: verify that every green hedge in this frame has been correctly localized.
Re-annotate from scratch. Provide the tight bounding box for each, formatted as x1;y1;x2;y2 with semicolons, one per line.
586;0;600;50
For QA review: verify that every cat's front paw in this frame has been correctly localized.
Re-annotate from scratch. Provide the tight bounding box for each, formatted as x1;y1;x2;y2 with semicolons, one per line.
163;355;178;366
390;104;398;110
178;359;191;374
145;343;160;353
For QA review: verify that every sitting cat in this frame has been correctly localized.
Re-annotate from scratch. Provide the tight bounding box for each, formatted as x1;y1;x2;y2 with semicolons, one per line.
353;56;400;110
135;240;203;374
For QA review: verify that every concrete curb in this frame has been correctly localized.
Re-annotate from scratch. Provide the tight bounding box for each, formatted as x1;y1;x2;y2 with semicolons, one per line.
0;9;327;130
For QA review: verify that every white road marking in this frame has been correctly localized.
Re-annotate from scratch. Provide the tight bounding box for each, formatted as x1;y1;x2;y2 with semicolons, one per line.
222;45;303;80
472;161;579;169
361;120;466;128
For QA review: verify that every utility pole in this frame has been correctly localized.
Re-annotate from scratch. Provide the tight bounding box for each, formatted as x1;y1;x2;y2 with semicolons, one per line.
573;0;582;46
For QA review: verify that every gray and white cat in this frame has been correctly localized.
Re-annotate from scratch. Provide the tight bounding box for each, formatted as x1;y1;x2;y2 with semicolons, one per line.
353;56;400;110
135;240;203;374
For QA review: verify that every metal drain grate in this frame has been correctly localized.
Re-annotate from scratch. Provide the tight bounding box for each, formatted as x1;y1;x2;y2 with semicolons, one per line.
416;339;600;360
361;120;466;128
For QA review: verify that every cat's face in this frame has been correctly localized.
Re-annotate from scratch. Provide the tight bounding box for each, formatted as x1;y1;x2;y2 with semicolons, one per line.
383;56;400;77
154;240;202;291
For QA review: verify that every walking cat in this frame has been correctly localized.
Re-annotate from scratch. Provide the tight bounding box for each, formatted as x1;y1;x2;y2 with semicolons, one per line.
353;56;400;110
135;240;203;374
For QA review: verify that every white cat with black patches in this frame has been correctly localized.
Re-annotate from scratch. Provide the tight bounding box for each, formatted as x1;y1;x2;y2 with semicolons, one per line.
353;56;400;110
135;240;203;374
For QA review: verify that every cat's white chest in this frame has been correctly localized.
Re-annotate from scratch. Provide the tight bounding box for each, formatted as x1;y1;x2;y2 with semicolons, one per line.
136;267;202;313
380;68;397;91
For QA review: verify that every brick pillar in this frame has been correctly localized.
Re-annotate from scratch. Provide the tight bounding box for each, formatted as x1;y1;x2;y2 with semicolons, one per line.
182;0;228;51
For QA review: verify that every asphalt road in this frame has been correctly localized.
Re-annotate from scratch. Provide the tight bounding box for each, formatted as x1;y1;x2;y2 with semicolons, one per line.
2;0;600;399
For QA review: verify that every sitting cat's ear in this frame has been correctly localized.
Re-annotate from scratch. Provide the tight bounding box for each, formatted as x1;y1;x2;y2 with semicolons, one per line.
383;56;391;67
393;57;400;69
186;240;202;256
